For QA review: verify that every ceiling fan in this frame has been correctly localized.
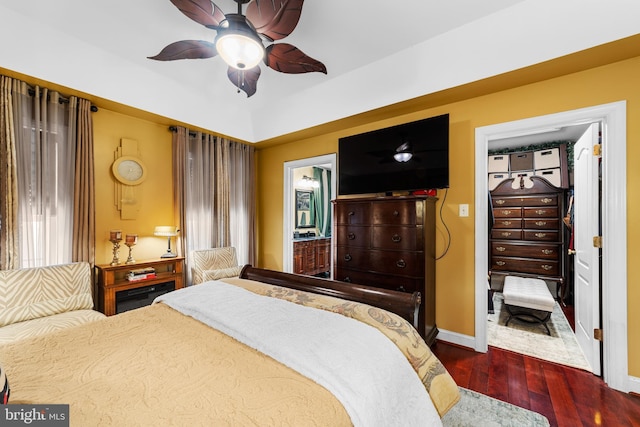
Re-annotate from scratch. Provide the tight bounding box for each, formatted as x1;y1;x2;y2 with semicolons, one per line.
149;0;327;97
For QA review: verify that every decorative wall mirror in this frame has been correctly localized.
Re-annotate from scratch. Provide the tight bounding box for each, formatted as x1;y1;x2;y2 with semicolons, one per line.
295;190;314;228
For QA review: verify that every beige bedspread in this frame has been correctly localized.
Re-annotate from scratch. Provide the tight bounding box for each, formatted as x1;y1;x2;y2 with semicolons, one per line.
0;303;351;426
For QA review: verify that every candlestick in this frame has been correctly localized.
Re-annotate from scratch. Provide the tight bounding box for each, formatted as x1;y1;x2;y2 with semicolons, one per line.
109;231;123;266
125;234;138;264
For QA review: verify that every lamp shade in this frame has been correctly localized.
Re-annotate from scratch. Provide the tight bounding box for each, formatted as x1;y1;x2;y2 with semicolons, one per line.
154;226;178;237
215;14;265;70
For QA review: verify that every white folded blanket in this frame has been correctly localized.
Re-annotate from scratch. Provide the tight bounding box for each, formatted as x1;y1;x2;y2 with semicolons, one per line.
156;280;442;427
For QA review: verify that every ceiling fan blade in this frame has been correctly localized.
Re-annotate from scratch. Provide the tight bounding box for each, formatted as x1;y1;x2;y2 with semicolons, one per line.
246;0;304;41
170;0;226;29
148;40;217;61
265;43;327;74
227;66;261;97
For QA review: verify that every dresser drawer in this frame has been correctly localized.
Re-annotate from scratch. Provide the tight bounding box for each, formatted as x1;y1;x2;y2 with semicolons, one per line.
335;202;370;225
492;197;524;208
521;195;558;207
335;225;370;247
371;226;422;250
523;230;559;242
523;206;559;218
371;200;417;225
335;246;369;270
523;218;559;230
493;207;522;218
493;219;522;229
491;229;522;240
334;268;419;293
491;242;560;260
368;250;424;277
491;256;559;276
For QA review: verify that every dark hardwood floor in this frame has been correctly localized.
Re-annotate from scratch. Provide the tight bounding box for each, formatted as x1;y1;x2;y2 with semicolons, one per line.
433;341;640;426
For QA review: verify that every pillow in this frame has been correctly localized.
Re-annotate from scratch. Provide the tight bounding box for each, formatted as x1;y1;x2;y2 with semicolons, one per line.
1;364;8;404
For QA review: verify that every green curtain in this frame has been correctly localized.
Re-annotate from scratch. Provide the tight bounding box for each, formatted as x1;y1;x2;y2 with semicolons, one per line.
312;167;332;237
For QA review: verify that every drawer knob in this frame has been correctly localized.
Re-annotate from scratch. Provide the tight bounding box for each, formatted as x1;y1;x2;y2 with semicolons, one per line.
391;234;402;243
502;220;512;226
496;246;506;252
541;198;553;204
344;254;352;262
535;233;547;238
500;232;512;237
495;199;506;205
535;221;547;226
348;211;355;216
393;210;399;216
344;276;352;283
541;264;553;271
396;259;406;268
348;232;356;240
501;210;512;215
397;285;406;292
496;261;506;266
542;249;554;255
535;209;546;215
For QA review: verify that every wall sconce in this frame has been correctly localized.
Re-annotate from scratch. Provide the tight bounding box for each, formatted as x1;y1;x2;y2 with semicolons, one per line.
297;175;320;188
154;226;179;258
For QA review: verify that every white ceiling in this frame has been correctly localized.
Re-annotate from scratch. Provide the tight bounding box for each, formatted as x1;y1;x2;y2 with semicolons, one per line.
1;0;639;143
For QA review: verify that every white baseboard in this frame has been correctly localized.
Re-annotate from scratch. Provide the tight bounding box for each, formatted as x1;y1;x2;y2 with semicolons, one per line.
436;328;477;351
628;375;640;395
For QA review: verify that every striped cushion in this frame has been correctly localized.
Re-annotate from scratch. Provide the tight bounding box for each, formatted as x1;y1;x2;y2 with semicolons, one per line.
1;364;8;404
191;248;240;285
0;263;95;328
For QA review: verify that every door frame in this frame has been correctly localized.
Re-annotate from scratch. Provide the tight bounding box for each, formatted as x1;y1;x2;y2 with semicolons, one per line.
283;154;337;273
474;101;628;392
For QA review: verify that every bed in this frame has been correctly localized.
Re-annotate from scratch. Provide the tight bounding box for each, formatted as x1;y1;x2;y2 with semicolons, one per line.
0;266;460;426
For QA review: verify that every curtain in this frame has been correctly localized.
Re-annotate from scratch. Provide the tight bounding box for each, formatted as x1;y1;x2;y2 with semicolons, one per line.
71;98;96;265
0;76;19;269
173;127;256;284
312;167;332;237
0;76;93;269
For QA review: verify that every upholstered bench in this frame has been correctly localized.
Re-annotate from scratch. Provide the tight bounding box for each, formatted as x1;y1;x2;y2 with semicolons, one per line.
502;276;555;335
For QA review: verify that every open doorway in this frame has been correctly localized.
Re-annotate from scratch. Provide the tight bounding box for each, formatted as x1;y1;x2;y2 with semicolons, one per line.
474;102;629;392
283;154;337;275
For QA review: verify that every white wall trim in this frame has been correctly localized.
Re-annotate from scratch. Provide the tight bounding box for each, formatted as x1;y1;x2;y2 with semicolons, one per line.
437;329;476;350
283;154;337;273
473;101;628;392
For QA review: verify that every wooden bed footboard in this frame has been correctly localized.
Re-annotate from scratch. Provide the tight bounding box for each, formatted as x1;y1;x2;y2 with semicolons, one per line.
239;265;421;331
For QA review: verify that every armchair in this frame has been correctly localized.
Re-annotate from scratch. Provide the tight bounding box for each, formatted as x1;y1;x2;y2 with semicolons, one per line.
191;247;243;285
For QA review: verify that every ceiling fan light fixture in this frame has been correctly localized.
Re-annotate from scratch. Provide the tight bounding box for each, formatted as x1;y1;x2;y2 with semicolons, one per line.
394;141;413;162
215;14;264;70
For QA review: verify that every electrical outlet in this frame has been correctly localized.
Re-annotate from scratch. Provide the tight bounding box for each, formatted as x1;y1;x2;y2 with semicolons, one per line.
459;204;469;217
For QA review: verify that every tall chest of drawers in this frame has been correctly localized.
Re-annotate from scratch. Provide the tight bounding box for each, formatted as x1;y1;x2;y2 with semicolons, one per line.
333;196;437;345
490;176;566;298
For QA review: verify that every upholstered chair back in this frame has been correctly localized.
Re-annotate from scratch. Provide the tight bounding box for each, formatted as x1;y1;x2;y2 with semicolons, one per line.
191;247;243;285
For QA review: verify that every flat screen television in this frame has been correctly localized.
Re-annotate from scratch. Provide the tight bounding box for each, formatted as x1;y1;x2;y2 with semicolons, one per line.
338;113;449;196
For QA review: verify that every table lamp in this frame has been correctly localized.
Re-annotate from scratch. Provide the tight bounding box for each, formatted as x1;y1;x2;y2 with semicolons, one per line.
154;226;178;258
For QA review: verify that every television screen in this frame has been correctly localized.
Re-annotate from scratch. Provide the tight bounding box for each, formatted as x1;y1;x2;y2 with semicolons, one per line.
338;114;449;196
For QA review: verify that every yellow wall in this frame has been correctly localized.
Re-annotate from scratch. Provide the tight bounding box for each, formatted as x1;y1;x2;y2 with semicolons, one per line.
256;55;640;377
93;109;176;265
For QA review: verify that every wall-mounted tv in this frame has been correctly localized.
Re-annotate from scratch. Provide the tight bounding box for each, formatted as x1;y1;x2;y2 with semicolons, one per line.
338;114;449;196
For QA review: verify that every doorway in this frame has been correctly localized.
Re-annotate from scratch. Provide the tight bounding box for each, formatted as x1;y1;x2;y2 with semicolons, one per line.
283;154;337;275
474;102;628;392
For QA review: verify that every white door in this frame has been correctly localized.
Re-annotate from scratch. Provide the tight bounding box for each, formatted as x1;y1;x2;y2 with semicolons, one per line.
573;123;601;375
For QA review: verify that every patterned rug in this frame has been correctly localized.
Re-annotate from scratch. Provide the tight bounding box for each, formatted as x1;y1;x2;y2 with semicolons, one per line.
442;387;550;426
488;292;591;371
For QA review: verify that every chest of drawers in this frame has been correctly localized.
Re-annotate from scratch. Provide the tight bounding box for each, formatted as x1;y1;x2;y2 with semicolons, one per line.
333;196;437;345
490;176;566;298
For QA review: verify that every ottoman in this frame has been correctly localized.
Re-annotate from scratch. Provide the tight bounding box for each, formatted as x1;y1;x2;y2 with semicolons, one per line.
502;276;555;335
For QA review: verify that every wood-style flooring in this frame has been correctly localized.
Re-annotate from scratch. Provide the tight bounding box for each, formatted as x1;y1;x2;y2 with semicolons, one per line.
432;303;640;426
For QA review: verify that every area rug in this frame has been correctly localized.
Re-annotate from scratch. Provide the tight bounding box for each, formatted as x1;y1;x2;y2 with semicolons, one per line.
488;292;591;371
442;387;550;426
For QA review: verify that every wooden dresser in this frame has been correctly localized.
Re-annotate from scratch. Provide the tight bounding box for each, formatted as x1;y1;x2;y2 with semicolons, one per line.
293;237;331;276
333;195;437;345
489;176;566;299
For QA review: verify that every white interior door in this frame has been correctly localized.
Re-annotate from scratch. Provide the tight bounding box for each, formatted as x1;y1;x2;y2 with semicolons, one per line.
573;123;601;375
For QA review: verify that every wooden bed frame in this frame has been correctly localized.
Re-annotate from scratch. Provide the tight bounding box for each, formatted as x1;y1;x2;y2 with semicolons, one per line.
239;265;422;331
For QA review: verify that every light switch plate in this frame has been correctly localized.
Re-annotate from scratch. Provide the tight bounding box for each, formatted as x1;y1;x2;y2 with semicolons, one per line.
459;204;469;217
